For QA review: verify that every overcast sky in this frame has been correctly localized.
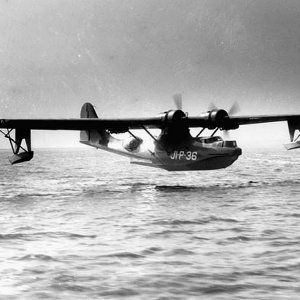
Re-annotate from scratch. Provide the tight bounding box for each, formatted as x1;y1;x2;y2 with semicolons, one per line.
1;0;300;148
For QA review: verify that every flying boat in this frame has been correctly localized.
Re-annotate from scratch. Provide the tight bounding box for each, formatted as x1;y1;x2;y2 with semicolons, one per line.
0;95;300;171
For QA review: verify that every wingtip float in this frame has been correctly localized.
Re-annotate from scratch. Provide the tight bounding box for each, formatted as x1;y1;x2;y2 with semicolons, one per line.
0;100;300;171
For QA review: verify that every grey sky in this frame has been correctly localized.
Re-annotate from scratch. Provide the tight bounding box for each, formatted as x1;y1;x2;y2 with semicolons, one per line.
1;0;300;148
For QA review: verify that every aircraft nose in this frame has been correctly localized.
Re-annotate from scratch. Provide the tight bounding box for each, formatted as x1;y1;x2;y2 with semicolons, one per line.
234;147;242;156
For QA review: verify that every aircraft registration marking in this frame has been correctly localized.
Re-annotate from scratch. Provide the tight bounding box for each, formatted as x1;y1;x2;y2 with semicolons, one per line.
170;151;197;160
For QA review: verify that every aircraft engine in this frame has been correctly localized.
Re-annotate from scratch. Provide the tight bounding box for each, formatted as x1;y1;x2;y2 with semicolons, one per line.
199;109;239;130
159;110;186;125
208;109;228;128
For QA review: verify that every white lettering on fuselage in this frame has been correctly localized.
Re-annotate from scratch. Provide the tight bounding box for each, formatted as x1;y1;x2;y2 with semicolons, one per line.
170;151;197;160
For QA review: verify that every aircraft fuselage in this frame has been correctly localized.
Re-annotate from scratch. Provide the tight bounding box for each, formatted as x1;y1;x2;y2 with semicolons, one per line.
85;133;242;171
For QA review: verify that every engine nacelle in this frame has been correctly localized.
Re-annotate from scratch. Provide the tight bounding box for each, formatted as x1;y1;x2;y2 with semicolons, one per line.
159;110;186;125
199;109;239;130
208;109;229;128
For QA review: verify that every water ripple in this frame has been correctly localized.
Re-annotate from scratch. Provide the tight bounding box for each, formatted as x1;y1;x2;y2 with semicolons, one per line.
0;149;299;299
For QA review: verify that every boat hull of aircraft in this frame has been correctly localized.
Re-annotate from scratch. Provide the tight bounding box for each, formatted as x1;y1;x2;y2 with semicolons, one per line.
81;132;242;171
132;151;241;171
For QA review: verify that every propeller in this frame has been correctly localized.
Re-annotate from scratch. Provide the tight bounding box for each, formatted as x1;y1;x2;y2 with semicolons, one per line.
208;101;240;115
173;94;183;110
228;101;240;116
208;101;241;138
223;129;231;139
208;102;218;111
224;102;240;138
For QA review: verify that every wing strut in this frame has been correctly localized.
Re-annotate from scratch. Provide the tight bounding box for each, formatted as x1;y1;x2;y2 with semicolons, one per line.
0;128;34;164
141;125;171;153
140;125;167;166
195;128;205;138
128;130;140;141
210;128;219;137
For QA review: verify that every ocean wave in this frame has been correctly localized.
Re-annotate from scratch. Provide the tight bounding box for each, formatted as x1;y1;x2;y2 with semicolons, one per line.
191;283;250;294
140;247;163;255
150;216;239;226
0;150;299;299
154;179;300;192
0;233;28;240
227;235;252;242
163;248;195;256
145;229;194;238
0;231;96;241
0;193;57;200
100;252;145;259
19;254;57;261
98;288;139;297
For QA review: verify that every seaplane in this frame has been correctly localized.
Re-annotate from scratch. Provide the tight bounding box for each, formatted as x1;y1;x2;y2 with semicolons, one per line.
0;95;300;171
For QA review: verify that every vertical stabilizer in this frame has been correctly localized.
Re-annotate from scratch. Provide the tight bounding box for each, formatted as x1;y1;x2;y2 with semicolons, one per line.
80;103;110;147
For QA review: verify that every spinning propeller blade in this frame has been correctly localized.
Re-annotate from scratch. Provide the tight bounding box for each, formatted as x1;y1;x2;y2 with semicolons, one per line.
224;102;240;138
208;102;218;111
223;129;231;139
173;94;183;110
228;101;240;116
207;101;241;137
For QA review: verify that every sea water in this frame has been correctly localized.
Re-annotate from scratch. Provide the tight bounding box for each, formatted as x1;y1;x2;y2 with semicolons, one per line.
0;148;299;299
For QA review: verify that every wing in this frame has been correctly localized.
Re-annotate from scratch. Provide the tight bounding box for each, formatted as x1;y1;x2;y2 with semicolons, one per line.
188;112;300;143
231;114;300;145
1;102;300;165
0;117;162;132
0;117;164;165
1;100;299;132
0;102;168;164
1;112;300;136
227;114;300;143
230;114;300;125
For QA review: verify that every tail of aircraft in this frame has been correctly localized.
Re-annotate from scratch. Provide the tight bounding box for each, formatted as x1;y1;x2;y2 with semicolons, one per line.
80;103;111;147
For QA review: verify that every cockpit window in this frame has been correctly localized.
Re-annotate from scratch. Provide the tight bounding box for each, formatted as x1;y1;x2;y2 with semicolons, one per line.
200;136;223;143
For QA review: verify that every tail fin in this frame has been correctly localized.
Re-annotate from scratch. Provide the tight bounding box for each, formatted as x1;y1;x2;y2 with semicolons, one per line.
80;103;110;147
